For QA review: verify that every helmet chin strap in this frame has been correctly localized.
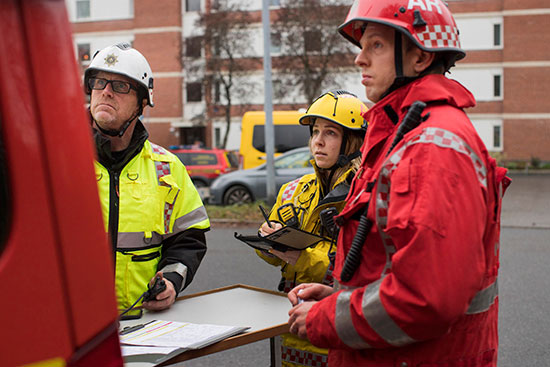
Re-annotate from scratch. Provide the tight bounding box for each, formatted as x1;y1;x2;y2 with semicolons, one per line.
380;30;420;100
94;104;142;138
321;131;361;194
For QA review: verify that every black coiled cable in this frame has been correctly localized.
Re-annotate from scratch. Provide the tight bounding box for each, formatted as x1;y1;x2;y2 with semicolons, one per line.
339;101;428;282
340;211;373;282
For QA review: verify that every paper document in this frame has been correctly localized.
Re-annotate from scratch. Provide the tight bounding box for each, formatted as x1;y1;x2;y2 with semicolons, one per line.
120;320;249;350
122;345;181;357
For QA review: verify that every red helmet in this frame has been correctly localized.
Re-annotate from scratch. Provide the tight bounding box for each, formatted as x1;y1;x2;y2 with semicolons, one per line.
339;0;465;68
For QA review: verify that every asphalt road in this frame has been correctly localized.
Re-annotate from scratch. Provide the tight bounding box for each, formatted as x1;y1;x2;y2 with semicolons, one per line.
176;173;550;367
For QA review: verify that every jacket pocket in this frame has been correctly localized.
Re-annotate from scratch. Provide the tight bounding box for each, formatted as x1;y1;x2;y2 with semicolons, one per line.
131;251;161;262
385;158;414;231
115;246;162;309
410;162;458;238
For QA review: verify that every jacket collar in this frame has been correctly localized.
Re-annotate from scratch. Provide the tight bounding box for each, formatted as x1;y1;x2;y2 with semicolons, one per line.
361;75;475;167
93;118;149;172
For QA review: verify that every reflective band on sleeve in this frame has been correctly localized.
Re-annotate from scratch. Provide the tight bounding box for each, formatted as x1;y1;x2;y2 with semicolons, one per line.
281;345;327;367
362;277;417;347
376;127;488;276
160;263;188;292
170;206;210;235
466;279;498;315
411;127;487;187
335;290;372;349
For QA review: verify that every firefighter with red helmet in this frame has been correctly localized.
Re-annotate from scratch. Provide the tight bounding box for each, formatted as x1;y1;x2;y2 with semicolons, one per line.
287;1;511;366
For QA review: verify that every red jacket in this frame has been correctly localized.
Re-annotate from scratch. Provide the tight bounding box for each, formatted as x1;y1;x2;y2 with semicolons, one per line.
306;75;510;367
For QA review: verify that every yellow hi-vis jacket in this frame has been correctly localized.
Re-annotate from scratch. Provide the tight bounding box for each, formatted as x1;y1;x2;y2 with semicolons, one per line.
257;162;355;367
95;138;209;310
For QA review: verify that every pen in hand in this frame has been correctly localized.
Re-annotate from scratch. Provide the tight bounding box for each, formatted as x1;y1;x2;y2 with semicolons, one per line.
259;205;273;228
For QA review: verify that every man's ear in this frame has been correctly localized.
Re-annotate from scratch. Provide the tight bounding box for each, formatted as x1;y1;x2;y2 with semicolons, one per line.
413;49;435;74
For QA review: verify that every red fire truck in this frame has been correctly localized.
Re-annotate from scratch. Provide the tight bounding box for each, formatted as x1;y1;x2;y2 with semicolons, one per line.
0;0;123;365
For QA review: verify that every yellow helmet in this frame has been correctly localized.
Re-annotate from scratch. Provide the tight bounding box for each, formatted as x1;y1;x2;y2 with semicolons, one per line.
299;90;368;131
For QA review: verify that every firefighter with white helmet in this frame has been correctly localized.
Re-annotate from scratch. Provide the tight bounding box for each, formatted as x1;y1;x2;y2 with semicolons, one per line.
85;43;154;138
87;43;209;312
287;1;511;366
256;90;367;367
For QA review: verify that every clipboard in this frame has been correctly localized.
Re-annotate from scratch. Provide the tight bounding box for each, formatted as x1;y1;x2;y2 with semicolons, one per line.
234;226;327;252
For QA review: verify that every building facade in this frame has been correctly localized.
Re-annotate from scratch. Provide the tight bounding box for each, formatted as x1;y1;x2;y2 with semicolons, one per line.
67;0;550;163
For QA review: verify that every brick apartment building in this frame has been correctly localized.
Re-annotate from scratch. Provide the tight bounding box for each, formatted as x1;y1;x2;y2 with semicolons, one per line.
67;0;550;163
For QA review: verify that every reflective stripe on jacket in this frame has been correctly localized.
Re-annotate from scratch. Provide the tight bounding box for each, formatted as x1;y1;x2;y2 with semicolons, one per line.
306;75;511;367
95;140;209;309
258;164;356;367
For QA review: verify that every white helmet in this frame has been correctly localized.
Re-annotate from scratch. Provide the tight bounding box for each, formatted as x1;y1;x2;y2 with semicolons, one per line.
84;43;154;107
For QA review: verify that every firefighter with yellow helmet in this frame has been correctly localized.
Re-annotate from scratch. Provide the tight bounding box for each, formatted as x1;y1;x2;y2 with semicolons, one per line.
256;90;367;367
85;43;209;312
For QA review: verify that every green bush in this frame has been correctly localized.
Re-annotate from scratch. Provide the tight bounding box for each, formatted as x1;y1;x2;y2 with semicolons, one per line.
205;201;267;222
530;156;541;169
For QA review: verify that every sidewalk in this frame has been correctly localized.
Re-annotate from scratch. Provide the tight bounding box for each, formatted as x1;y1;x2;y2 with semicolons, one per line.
501;173;550;229
209;173;550;229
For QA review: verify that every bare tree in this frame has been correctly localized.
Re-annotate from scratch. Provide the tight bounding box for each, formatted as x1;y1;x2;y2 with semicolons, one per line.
271;0;355;105
185;0;261;149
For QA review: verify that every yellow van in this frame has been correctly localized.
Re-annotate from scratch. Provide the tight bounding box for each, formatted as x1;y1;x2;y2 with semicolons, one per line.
239;111;310;169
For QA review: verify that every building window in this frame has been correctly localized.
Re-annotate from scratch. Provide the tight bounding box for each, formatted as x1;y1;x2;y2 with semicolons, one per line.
187;82;202;102
213;81;221;103
493;23;501;47
212;38;222;57
186;0;200;12
305;31;321;52
186;37;202;58
493;74;502;97
271;32;281;54
493;125;501;149
76;0;90;19
77;43;91;63
270;0;281;6
215;127;221;148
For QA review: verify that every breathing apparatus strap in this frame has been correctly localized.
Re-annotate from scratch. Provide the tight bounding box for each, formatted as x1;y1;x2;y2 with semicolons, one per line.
336;150;361;168
380;29;420;99
324;150;361;197
394;31;403;78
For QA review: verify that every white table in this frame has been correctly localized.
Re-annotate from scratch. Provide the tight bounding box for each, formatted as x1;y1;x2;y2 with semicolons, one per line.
121;284;291;366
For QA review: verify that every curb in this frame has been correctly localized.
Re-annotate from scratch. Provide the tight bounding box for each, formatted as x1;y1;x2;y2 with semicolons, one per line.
209;220;550;230
506;170;550;175
210;219;261;227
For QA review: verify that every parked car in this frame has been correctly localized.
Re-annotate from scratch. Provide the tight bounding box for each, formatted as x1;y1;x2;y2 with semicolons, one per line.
170;147;239;187
209;147;313;205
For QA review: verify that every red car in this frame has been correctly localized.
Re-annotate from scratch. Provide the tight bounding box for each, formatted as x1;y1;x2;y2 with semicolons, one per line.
171;148;239;187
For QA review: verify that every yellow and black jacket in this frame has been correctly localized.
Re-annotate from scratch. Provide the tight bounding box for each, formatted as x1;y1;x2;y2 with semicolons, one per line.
94;121;209;309
257;161;355;367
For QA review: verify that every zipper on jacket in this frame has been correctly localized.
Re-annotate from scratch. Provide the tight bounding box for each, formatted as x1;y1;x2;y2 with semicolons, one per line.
108;170;121;263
